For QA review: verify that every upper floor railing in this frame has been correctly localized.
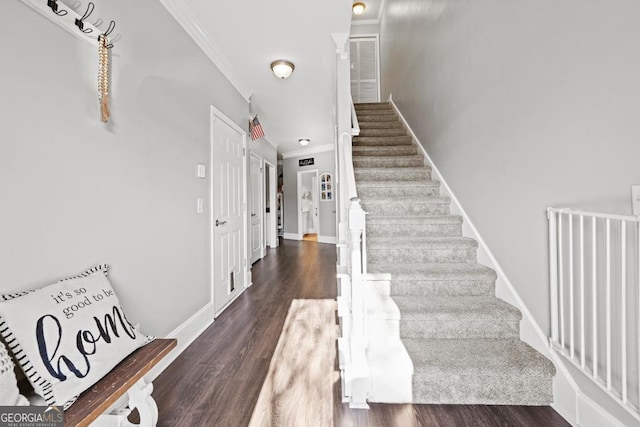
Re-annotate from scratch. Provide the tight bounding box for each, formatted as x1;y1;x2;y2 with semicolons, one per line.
548;207;640;421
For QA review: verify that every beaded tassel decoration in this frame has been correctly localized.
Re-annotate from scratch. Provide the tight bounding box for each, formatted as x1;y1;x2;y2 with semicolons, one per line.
98;34;110;123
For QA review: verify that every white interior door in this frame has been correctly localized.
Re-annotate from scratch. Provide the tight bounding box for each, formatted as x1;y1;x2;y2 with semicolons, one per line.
297;169;318;237
212;112;245;314
350;36;380;103
250;154;263;264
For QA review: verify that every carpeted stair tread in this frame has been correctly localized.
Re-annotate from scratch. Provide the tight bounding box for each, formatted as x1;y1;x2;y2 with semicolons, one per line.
353;155;424;168
405;338;555;404
394;295;521;322
405;338;555;376
368;236;477;249
357;180;439;189
394;296;521;339
353;136;413;146
367;215;461;225
352;145;418;156
353;109;396;116
361;198;450;216
355;102;392;109
355;167;431;182
356;121;405;130
368;262;496;281
360;195;449;203
357;128;408;137
356;114;399;122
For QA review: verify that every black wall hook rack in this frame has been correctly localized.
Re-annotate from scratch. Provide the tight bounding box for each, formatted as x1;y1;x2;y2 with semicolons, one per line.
74;2;94;33
47;0;68;16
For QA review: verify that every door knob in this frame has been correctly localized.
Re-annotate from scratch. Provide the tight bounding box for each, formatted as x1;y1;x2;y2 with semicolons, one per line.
216;219;227;226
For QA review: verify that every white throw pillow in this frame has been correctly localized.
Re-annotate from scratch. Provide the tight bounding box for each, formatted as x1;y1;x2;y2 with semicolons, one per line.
0;340;29;406
0;265;153;409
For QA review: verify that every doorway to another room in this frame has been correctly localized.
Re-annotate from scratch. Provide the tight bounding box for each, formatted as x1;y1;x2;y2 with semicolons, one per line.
297;170;319;241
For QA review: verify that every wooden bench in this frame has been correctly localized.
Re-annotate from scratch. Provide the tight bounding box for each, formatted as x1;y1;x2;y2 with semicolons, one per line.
63;338;177;427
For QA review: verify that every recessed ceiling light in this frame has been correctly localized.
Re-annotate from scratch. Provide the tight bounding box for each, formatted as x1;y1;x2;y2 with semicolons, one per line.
299;139;310;146
352;2;366;15
270;60;295;79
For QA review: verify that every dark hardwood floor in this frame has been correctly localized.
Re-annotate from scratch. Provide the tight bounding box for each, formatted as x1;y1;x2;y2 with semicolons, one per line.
152;239;570;427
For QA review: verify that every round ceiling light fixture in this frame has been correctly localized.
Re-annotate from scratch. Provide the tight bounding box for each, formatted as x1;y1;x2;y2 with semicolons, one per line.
352;2;366;15
298;138;310;146
270;60;295;79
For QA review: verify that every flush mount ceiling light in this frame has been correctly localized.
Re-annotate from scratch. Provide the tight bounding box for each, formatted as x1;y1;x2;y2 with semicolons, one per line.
352;2;366;15
299;138;310;146
270;60;295;79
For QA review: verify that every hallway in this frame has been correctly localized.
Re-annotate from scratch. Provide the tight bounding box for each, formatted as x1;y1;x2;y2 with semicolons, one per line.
152;240;569;426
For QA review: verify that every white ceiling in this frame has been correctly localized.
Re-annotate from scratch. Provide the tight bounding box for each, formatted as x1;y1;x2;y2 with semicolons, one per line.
351;0;384;25
168;0;353;155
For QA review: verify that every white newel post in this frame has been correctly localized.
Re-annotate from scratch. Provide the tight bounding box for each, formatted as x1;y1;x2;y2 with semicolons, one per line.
348;197;369;408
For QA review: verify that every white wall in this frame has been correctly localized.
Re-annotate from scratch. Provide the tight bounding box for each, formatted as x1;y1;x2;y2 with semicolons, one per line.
380;0;640;423
0;1;248;336
350;23;380;36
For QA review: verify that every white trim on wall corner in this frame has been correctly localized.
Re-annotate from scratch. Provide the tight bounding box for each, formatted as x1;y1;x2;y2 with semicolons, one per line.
283;232;301;240
281;144;335;159
157;0;252;102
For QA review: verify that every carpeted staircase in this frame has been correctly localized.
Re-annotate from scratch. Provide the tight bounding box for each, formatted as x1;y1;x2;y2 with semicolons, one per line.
353;102;555;405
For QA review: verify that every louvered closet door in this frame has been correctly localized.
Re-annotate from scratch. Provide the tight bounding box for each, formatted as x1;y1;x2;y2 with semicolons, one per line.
350;37;379;103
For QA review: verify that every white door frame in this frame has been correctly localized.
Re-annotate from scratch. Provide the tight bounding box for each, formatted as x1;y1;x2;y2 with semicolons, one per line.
209;105;248;314
297;169;319;239
250;152;265;263
264;160;278;248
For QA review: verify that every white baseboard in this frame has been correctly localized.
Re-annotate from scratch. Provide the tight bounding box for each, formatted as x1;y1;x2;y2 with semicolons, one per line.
283;232;301;240
145;302;215;382
574;390;627;427
388;94;588;424
318;235;337;244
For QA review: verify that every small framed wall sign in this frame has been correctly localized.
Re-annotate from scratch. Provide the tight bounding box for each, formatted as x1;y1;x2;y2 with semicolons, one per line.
320;173;332;201
299;158;315;167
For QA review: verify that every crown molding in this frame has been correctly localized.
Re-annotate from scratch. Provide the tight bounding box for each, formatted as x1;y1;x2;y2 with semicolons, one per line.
158;0;252;102
281;144;334;159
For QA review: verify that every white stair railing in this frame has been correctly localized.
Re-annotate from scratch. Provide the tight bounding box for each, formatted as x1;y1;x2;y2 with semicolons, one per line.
548;207;640;420
334;36;369;408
